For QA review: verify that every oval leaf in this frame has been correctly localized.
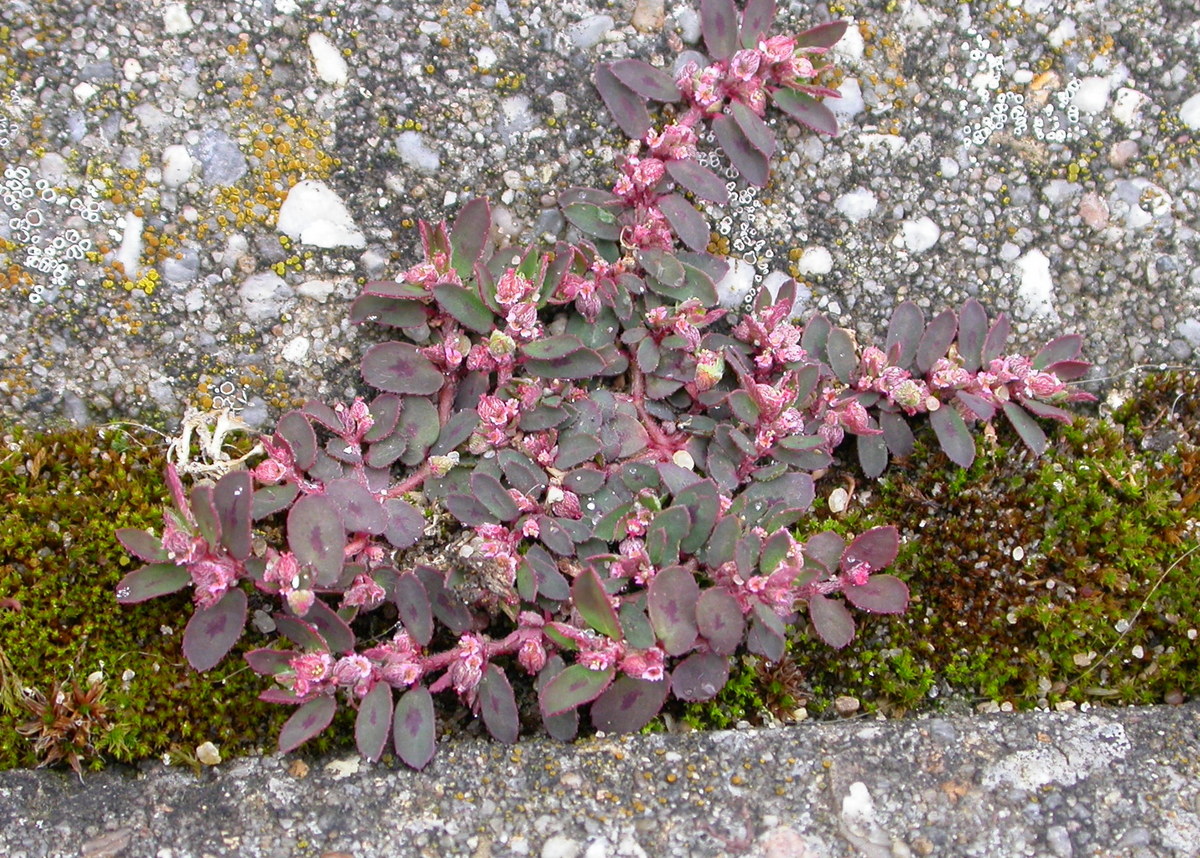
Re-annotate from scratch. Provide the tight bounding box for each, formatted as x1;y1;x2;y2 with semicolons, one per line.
182;588;247;672
361;342;445;396
279;696;337;753
594;64;651;140
696;587;746;656
658;193;711;252
276;410;317;470
842;525;899;572
671;651;730;702
772;88;839;136
325;479;388;535
608;59;680;102
117;528;168;564
288;494;346;586
450;196;491;276
665;159;729;205
393;571;434;646
957;298;988;372
115;562;190;604
1003;401;1049;456
929;404;975;469
795;19;849;49
433;282;495;334
711;114;769;186
563;202;622;241
826;327;857;384
355;682;394;762
739;0;776;46
916;309;958;375
844;574;909;614
885;302;924;370
808;593;855;649
479;665;520;744
393;686;437;770
647;565;700;656
1032;334;1084;370
730;100;775;160
573;565;622;640
591;677;669;734
701;0;739;59
471;471;521;522
540;664;615;718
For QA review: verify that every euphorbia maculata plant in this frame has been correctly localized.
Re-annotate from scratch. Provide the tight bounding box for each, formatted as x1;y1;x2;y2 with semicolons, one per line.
116;0;1093;770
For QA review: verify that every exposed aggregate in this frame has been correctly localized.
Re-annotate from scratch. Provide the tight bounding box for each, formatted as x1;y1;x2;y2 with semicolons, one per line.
0;0;1196;432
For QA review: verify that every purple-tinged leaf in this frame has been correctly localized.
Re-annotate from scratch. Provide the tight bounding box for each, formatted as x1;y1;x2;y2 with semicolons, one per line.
432;409;479;456
734;533;762;578
563;202;623;241
801;313;832;356
826;326;857;384
117;528;168;564
540;664;614;717
674;480;721;556
591;677;669;734
498;450;547;496
636;336;661;373
916;309;957;375
842;526;899;572
525;349;607;380
671;651;730;701
658;193;711;252
303;597;356;654
808;593;855;649
880;410;915;458
273;614;325;650
433;282;495;334
563;467;606;495
325;479;388;535
479;665;519;744
727;389;760;425
396;397;440;468
795;19;849;49
981;313;1011;364
1032;334;1083;370
384;499;425;550
190;484;220;547
555;433;602;470
365;433;407;470
1003;402;1049;456
450;196;491;277
772;88;839;136
665;160;729;205
415;565;473;635
648;565;700;656
244;648;293;676
355;682;394;762
955;390;996;422
471;472;521;523
608;59;680;102
759;528;793;575
701;515;740;568
737;472;814;518
393;571;433;646
956;298;988;372
645;506;691;568
302;400;343;431
276;411;317;471
536;657;580;741
746;603;785;661
288;494;345;586
930;404;976;468
259;688;304;705
845;574;909;614
445;493;497;527
363;394;403;443
393;686;436;770
350;294;427;329
525;544;570;600
1044;360;1090;382
362;279;428;299
696;587;746;656
803;530;845;573
594;64;652;140
1021;399;1074;423
701;0;739;59
182;588;247;672
711;114;769;186
885;302;925;370
730;100;776;160
361;342;445;396
115;563;189;604
279;695;336;753
253;483;299;520
638;248;686;288
573;565;622;640
537;515;577;557
739;0;776;47
857;433;888;479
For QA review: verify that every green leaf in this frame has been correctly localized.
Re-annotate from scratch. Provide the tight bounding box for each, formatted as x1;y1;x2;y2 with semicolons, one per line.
563;202;623;241
540;664;614;717
573;566;623;640
433;283;495;334
115;563;190;604
772;88;839;137
450;196;491;277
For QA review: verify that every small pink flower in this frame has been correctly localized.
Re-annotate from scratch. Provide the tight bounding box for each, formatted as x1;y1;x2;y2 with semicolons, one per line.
253;458;288;484
190;555;240;609
619;647;665;682
890;379;928;413
843;561;872;588
759;35;796;65
695;349;725;392
518;637;547;674
496;269;534;306
286;588;315;617
343;573;387;610
1024;371;1065;398
288;652;334;697
729;49;762;81
333;654;376;697
161;519;203;564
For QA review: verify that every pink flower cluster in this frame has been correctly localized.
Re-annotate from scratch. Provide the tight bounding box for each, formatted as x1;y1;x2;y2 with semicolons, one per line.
676;36;824;117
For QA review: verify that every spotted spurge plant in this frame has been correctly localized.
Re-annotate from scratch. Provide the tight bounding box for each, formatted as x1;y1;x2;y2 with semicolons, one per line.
116;0;1093;771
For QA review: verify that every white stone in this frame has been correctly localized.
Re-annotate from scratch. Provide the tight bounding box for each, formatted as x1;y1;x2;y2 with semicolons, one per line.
281;336;310;363
297;278;336;302
396;131;440;175
832;20;864;63
834;187;877;221
163;2;193;35
674;8;701;44
276;180;365;248
1014;248;1058;320
900;216;940;254
714;257;757;308
308;33;349;86
195;741;220;766
828;487;850;513
542;835;582;858
161;145;194;188
566;15;614;50
1111;87;1148;125
938;157;960;179
114;212;144;279
475;46;498;71
1048;18;1076;48
796;246;833;276
238;272;294;323
1072;76;1111;114
1179;92;1200;130
123;58;143;82
73;81;98;103
830;78;864;118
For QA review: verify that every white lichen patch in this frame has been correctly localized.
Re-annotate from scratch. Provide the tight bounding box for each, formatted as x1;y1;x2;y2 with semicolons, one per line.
982;718;1131;790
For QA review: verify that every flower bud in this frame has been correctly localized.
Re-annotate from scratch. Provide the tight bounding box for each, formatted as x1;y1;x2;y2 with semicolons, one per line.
694;349;725;392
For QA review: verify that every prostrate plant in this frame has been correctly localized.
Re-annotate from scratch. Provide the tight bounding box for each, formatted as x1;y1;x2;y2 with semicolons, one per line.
115;0;1093;770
